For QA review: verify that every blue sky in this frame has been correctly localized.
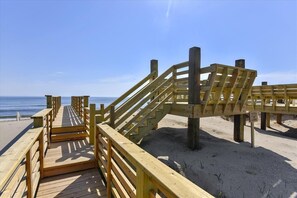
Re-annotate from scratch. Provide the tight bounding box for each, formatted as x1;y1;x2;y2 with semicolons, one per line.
0;0;296;97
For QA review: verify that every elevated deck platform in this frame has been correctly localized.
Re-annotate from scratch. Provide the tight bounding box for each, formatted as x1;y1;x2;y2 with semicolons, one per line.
37;169;106;198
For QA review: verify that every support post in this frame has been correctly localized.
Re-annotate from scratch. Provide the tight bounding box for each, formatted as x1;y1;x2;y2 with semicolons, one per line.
151;59;158;130
188;47;201;150
266;113;270;128
45;95;52;108
107;139;112;198
233;59;245;142
251;121;255;148
276;114;282;124
26;150;33;198
100;104;105;122
110;105;115;128
136;167;156;198
83;96;89;107
89;104;95;145
261;81;268;130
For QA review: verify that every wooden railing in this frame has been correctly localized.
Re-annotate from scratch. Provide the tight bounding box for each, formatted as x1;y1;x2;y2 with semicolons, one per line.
52;96;61;120
115;62;189;135
45;95;61;120
102;72;156;122
0;108;52;198
174;63;257;115
84;104;95;145
96;123;213;198
247;83;297;114
71;96;89;120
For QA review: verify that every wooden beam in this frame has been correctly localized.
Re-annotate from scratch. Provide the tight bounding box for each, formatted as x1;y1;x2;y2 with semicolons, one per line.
83;96;89;107
234;59;245;142
261;81;268;130
151;59;159;130
89;104;95;145
110;105;115;128
26;149;33;198
276;114;282;124
45;95;52;108
188;47;201;150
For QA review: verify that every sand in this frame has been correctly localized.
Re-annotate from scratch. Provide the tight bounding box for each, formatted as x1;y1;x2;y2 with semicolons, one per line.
0;119;33;154
141;115;297;198
0;115;296;197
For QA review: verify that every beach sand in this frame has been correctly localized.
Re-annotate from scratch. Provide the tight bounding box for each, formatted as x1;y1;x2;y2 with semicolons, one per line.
141;115;297;198
0;115;296;197
0;119;33;153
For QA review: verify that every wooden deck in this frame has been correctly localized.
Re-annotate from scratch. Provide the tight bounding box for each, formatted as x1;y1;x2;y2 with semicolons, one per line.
52;106;85;133
37;169;107;198
43;139;95;177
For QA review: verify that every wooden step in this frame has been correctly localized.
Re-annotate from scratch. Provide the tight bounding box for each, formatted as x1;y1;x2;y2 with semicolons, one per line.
43;158;95;177
51;131;88;142
52;125;86;133
43;140;95;178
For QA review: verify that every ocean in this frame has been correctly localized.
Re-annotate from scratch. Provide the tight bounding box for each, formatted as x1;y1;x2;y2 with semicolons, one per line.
0;96;117;120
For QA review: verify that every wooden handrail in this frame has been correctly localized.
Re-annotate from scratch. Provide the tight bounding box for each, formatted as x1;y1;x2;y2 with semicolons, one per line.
0;127;44;198
104;72;155;114
96;123;213;198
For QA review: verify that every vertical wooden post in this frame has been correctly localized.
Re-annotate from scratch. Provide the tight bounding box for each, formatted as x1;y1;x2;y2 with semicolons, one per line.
110;105;115;128
234;59;245;142
276;114;282;124
39;131;44;178
151;59;158;130
251;121;255;148
188;47;201;150
107;139;112;198
100;104;105;122
33;116;44;179
266;113;270;128
261;81;268;130
26;150;33;198
83;96;89;107
89;104;95;145
136;167;155;198
45;95;52;108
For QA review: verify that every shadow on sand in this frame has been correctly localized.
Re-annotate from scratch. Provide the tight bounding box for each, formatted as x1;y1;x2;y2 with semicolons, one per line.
141;127;297;198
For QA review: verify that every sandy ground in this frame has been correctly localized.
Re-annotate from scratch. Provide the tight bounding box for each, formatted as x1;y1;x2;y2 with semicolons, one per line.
0;119;33;154
141;115;297;198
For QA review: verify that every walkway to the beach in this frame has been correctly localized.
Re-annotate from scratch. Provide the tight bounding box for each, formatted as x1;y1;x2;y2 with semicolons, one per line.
39;105;106;197
51;105;88;142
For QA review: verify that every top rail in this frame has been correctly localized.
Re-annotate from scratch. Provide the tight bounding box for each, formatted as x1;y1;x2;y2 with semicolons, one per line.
104;72;155;115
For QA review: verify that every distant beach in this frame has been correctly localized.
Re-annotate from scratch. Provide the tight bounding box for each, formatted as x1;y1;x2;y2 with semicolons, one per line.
0;96;116;121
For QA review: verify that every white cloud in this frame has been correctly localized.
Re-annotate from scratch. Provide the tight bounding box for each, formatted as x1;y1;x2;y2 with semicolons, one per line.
166;0;173;18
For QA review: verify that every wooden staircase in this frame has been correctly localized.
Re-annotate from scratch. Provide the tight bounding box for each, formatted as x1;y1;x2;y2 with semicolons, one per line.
99;62;178;143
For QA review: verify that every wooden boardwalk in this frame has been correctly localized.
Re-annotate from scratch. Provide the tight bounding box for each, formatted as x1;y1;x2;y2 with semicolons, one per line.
52;106;85;133
37;169;107;198
43;140;95;177
51;106;88;142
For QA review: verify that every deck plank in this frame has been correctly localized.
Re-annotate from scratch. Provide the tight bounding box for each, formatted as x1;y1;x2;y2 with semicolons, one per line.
52;106;84;128
36;169;107;198
43;140;95;177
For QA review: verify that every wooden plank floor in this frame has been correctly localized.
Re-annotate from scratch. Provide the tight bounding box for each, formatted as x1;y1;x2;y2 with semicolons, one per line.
36;169;107;198
44;139;95;177
53;106;84;128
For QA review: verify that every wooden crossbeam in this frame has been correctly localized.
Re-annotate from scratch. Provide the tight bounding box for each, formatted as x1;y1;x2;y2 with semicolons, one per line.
223;68;239;113
202;65;218;114
213;67;229;114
